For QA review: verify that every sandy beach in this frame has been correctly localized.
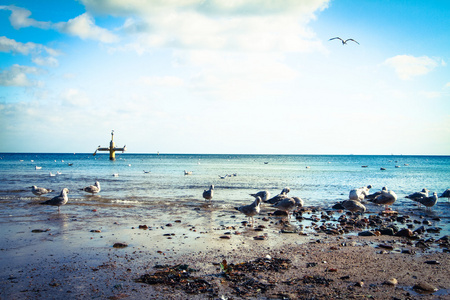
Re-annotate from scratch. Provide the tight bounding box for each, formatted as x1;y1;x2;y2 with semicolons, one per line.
0;197;448;300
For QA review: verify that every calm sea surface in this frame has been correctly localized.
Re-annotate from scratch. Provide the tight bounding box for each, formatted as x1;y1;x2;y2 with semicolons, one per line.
0;153;449;223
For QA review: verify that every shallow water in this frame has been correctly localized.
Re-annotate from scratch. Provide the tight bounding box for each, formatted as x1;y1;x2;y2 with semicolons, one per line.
0;153;449;233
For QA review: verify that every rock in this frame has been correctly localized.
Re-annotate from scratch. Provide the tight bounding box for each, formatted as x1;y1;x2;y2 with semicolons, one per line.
413;282;438;292
413;226;425;234
113;242;128;248
379;228;395;236
426;227;441;233
422;220;432;226
358;231;376;236
32;229;50;233
90;230;101;233
395;228;413;237
219;235;231;239
138;225;148;229
378;244;394;250
253;235;267;240
424;260;440;265
383;278;398;286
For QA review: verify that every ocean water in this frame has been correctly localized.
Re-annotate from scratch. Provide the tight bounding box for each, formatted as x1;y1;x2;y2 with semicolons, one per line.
0;153;449;223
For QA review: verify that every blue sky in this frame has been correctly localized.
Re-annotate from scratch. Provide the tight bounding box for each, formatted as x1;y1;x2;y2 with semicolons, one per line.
0;0;449;155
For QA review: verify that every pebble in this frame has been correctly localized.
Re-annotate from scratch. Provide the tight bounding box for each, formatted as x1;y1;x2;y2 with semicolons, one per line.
358;231;376;236
253;235;267;240
383;278;398;286
413;282;438;292
424;260;440;265
219;235;231;239
395;228;413;237
113;242;128;248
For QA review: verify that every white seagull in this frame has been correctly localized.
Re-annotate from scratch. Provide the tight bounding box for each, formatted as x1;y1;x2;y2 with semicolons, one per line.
30;185;54;196
81;181;101;195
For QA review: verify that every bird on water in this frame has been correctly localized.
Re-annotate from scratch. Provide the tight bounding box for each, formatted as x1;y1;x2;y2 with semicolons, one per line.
30;185;54;196
235;196;262;227
81;181;101;195
203;185;214;202
41;188;69;212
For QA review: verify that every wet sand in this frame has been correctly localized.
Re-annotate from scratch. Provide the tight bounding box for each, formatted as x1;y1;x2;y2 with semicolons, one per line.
0;199;449;299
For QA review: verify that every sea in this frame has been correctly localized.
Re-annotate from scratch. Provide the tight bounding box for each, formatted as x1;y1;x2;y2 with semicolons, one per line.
0;153;449;233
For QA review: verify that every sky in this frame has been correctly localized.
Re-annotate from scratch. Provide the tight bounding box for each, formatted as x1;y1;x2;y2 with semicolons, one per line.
0;0;449;155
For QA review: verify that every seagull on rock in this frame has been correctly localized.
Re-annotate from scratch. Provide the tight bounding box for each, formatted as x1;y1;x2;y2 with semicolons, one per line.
372;188;397;211
273;196;304;220
235;196;262;227
41;188;69;212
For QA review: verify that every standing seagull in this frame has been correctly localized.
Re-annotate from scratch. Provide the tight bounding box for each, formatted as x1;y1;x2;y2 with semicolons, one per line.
30;185;54;196
250;190;271;202
273;196;303;220
81;181;101;195
372;189;397;211
41;188;69;212
416;192;438;210
342;200;366;216
235;196;262;227
329;37;359;45
439;189;450;202
203;185;214;203
405;188;429;206
266;187;290;205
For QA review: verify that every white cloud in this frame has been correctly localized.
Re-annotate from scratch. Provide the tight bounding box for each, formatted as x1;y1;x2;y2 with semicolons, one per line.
384;55;440;80
0;64;39;86
54;13;119;43
60;88;91;106
0;36;37;55
83;0;328;53
445;82;450;88
140;76;185;87
32;56;59;67
0;5;51;29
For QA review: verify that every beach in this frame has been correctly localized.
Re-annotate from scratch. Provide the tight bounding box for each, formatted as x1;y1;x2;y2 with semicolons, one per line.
1;197;448;299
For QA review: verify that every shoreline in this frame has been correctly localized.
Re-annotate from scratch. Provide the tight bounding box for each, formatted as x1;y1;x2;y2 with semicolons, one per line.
0;199;448;299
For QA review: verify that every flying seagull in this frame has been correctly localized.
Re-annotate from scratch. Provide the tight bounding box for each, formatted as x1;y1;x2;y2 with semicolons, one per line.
329;37;359;45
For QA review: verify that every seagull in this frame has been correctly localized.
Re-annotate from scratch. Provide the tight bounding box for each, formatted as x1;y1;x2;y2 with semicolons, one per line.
143;170;151;174
80;181;101;195
405;188;429;202
235;196;262;227
203;185;214;202
372;188;397;211
266;187;290;205
329;37;359;45
184;170;193;175
273;196;303;220
250;190;271;202
416;192;438;210
349;185;372;201
41;188;69;212
30;185;54;196
342;199;366;215
438;189;450;202
366;186;387;201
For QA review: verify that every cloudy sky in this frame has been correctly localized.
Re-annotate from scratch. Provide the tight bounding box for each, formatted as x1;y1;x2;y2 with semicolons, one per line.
1;0;449;155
